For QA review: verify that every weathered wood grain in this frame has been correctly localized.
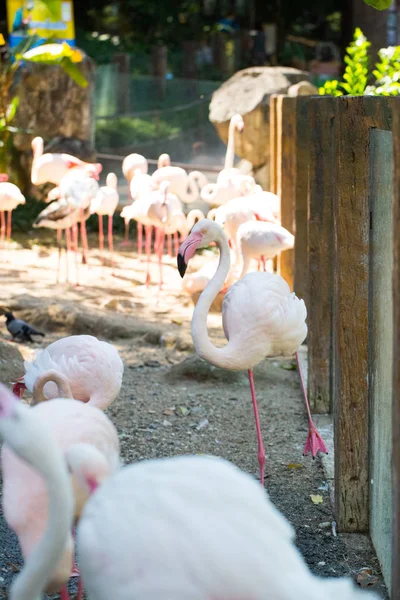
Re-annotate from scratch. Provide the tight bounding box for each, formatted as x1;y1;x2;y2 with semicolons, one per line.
276;95;296;290
307;97;335;415
333;96;391;533
391;97;400;600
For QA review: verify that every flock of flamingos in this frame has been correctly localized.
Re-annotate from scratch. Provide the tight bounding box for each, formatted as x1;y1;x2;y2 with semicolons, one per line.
0;115;376;600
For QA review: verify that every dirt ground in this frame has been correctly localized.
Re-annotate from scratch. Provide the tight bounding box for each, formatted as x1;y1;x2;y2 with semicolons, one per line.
0;232;388;598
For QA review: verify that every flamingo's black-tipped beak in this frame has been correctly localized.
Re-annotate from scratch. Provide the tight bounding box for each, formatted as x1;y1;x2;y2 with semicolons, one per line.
177;252;187;278
177;231;204;279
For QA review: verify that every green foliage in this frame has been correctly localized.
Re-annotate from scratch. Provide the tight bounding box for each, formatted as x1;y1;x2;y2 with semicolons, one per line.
363;0;392;9
95;116;180;149
319;28;400;97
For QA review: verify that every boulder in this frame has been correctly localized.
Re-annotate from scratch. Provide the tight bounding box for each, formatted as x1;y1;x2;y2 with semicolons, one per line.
209;66;311;169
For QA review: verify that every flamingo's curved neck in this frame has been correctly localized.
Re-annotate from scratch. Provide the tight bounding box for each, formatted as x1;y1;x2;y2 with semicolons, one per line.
187;209;205;231
10;416;73;600
224;120;238;170
191;231;236;369
32;370;73;404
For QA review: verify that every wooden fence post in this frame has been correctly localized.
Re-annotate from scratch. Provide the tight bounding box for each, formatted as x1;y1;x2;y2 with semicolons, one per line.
276;95;296;290
307;97;335;414
293;96;312;306
392;97;400;600
333;96;391;533
269;95;278;197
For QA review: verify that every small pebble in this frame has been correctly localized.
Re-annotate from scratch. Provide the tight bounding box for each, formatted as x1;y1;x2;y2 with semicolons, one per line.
197;418;209;431
163;420;172;427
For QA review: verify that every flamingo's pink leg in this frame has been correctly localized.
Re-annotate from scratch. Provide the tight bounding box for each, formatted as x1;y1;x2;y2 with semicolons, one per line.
65;227;71;283
60;586;71;600
108;214;114;272
72;224;80;286
137;222;143;256
248;369;266;486
261;255;266;271
120;219;130;247
145;225;152;286
167;233;172;257
296;351;328;458
98;214;104;253
80;210;89;266
257;259;261;271
6;210;12;240
174;231;179;256
157;228;165;289
57;229;62;245
0;211;5;242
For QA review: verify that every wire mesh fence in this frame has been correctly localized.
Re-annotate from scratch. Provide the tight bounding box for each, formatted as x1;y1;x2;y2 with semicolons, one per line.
94;65;226;206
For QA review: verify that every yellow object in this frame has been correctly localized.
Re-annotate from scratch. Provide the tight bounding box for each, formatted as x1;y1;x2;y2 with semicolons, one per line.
6;0;75;48
0;34;5;45
310;494;323;504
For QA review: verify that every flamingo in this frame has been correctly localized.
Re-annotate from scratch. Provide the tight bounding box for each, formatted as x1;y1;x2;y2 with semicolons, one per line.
31;136;102;185
2;372;120;599
90;172;119;269
0;382;74;600
66;452;370;600
11;334;124;410
235;220;295;278
0;178;26;245
200;114;259;206
152;152;208;205
121;169;154;250
177;219;327;486
121;152;148;183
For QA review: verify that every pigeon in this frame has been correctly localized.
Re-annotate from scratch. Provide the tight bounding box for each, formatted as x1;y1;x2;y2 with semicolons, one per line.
4;312;45;343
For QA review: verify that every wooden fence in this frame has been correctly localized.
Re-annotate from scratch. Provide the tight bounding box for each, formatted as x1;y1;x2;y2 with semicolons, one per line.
270;93;400;598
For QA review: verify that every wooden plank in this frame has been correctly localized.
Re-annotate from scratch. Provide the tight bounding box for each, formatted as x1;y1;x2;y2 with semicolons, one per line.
293;96;312;306
276;95;296;290
369;128;393;589
392;97;400;600
333;96;391;533
269;95;279;196
269;95;279;274
307;97;335;415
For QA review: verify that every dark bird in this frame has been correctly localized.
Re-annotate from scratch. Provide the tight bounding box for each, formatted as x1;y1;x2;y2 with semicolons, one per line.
4;312;45;343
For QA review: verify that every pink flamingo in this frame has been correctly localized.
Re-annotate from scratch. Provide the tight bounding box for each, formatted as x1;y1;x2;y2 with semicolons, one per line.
11;334;124;409
90;173;119;270
1;372;120;599
235;220;294;278
31;136;102;185
121;153;149;248
0;176;26;247
126;169;155;253
67;453;366;600
152;153;208;206
0;382;74;600
177;219;327;486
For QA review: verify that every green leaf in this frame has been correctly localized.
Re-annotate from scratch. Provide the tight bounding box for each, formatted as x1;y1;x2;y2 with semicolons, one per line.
364;0;393;9
6;97;19;124
60;58;88;87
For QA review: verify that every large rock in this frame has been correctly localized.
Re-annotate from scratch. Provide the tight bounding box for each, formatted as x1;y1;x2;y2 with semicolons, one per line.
209;66;311;170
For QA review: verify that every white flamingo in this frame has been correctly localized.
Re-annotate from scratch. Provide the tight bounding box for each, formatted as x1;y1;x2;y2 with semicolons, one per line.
201;115;259;206
122;153;148;183
31;136;102;186
235;220;295;278
0;382;74;600
11;334;124;411
90;172;119;267
0;177;25;244
121;169;154;250
2;373;119;600
177;219;327;486
66;452;371;600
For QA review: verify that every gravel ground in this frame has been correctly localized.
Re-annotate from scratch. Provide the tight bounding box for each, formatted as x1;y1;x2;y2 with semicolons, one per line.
0;235;388;599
